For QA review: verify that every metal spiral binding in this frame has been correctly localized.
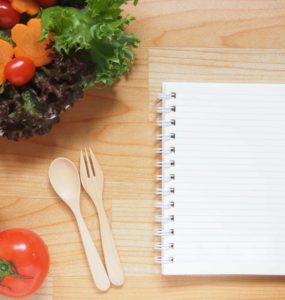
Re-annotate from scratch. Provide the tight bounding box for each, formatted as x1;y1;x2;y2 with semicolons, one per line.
156;106;176;114
156;133;176;141
155;201;175;209
155;256;174;264
156;119;176;127
156;174;175;181
155;228;175;237
157;92;177;101
155;242;174;250
156;187;175;196
156;146;175;155
155;91;176;265
156;160;175;168
155;214;175;223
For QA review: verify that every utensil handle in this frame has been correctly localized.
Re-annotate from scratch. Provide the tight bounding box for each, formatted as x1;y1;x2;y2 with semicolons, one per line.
97;204;125;287
74;210;110;292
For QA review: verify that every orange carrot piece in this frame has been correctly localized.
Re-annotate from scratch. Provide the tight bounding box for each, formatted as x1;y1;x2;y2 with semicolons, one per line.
11;0;40;16
0;39;14;85
11;19;53;67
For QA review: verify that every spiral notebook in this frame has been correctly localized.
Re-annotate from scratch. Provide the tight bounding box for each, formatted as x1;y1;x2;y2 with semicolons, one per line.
156;82;285;275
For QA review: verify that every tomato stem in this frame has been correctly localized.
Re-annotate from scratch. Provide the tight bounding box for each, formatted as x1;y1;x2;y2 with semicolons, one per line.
0;258;33;290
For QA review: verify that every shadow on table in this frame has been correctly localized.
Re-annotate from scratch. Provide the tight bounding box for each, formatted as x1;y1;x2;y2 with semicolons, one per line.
160;274;285;287
0;86;118;162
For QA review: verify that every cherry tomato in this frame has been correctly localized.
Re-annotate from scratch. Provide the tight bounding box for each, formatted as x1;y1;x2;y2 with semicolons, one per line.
37;0;57;7
0;1;20;28
4;57;36;86
0;229;50;299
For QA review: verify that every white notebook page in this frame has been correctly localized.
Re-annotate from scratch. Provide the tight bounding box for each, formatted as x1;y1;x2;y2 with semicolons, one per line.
161;82;285;275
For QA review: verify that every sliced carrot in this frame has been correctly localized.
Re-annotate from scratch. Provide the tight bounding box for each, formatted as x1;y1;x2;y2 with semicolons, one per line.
11;0;40;16
11;19;53;67
0;39;14;85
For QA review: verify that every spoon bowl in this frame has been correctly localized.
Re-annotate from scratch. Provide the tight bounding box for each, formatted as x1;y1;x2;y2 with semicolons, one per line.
49;158;81;208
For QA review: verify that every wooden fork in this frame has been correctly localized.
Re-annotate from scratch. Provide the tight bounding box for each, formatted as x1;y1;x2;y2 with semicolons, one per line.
80;148;125;287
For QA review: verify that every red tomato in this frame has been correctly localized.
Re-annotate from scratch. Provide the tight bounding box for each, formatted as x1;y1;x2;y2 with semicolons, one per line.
4;57;36;86
37;0;57;7
0;229;50;299
0;1;20;28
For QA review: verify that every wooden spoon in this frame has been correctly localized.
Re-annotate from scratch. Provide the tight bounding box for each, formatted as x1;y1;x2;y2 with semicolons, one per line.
49;158;110;292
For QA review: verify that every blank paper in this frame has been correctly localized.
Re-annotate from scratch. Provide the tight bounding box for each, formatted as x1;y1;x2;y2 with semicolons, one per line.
160;82;285;275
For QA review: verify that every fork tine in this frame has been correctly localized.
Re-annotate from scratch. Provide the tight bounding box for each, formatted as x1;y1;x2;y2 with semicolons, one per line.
89;147;103;176
84;148;94;177
88;147;104;191
80;150;89;179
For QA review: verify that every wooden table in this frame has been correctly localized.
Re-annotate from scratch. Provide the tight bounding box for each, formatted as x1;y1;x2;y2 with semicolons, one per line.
1;1;285;299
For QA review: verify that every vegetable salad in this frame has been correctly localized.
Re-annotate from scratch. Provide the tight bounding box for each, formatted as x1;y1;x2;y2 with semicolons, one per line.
0;0;140;140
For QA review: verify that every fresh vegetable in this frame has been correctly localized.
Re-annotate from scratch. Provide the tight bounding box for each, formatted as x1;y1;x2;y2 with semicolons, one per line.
10;0;40;16
0;39;14;85
0;1;20;28
38;0;57;7
0;229;50;299
0;30;14;44
12;18;53;67
41;0;140;86
0;0;140;140
5;57;36;86
0;51;95;140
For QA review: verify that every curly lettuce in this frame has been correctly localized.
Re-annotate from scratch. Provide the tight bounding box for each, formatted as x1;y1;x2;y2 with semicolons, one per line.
41;0;140;86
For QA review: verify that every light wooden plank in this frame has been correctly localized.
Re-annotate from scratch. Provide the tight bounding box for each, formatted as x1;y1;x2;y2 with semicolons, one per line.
126;0;285;49
112;199;159;276
53;275;285;300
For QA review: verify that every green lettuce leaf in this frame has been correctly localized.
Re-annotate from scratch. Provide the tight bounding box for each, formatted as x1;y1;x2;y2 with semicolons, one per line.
41;0;140;87
87;0;138;19
0;31;14;45
41;7;93;53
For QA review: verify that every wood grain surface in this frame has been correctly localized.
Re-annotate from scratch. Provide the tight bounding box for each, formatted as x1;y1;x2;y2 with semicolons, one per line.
127;0;285;49
1;1;285;299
